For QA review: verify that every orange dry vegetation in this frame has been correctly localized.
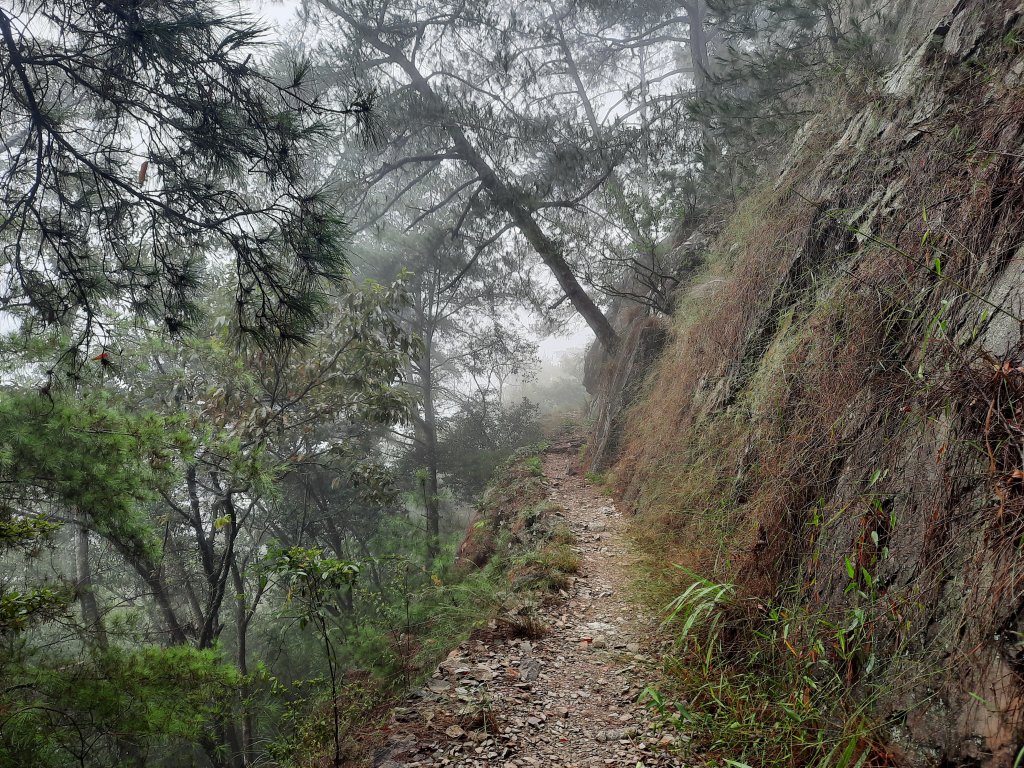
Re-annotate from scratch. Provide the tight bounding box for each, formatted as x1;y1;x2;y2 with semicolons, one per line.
615;12;1024;612
614;182;821;593
607;4;1024;762
606;6;1024;761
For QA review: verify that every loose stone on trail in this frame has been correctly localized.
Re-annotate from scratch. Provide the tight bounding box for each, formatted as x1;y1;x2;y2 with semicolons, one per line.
373;451;683;767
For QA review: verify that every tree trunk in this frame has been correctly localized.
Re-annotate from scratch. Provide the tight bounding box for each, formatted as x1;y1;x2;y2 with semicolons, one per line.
418;345;442;560
76;514;149;768
167;541;205;631
231;563;256;767
217;718;244;768
197;493;241;649
496;183;619;352
823;0;841;55
139;563;189;645
687;0;711;96
109;536;189;645
684;0;721;175
74;510;108;648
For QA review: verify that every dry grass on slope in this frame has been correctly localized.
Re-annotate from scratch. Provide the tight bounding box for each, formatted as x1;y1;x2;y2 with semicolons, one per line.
615;4;1024;764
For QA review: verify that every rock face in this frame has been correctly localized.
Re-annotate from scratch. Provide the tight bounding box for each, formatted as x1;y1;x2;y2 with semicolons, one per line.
585;317;669;472
607;1;1024;765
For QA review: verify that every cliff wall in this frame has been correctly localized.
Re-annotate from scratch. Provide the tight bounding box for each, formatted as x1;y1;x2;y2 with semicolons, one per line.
611;2;1024;764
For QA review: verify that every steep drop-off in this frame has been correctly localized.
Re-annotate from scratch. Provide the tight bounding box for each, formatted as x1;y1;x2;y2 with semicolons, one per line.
607;2;1024;765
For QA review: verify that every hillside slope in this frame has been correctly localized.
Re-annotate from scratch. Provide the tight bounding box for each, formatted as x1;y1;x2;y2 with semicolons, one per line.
611;2;1024;765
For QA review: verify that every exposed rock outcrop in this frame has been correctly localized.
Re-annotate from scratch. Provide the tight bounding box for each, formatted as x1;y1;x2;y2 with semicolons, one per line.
584;316;669;472
605;1;1024;764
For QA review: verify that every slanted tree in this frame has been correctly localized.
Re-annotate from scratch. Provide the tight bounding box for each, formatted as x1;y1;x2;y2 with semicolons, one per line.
307;0;736;320
306;0;626;348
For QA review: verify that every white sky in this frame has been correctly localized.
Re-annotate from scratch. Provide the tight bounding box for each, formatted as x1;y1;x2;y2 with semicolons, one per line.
538;322;592;362
250;0;300;27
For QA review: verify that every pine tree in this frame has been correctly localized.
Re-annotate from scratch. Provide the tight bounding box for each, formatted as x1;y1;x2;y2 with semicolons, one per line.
0;0;349;347
693;0;889;187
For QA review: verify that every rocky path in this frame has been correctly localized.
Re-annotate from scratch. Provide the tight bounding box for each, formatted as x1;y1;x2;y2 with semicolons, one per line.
375;449;684;768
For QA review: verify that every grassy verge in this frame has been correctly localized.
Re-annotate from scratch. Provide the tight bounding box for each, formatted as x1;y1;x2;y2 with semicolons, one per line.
287;445;579;766
639;570;899;768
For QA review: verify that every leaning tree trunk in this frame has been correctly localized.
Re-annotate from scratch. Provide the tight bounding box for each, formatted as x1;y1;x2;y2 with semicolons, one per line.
317;4;620;352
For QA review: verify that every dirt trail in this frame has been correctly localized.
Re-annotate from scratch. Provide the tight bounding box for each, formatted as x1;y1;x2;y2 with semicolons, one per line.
375;449;683;768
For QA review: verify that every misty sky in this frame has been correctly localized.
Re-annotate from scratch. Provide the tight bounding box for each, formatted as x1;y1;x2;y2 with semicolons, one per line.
249;0;596;363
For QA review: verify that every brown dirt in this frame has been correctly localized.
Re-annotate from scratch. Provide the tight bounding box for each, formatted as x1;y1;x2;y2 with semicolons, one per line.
372;450;684;768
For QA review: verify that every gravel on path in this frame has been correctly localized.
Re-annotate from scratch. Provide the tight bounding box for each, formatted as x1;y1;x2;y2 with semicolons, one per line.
373;449;686;768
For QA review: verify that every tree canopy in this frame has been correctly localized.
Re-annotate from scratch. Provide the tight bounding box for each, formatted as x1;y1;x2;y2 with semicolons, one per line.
0;0;349;346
